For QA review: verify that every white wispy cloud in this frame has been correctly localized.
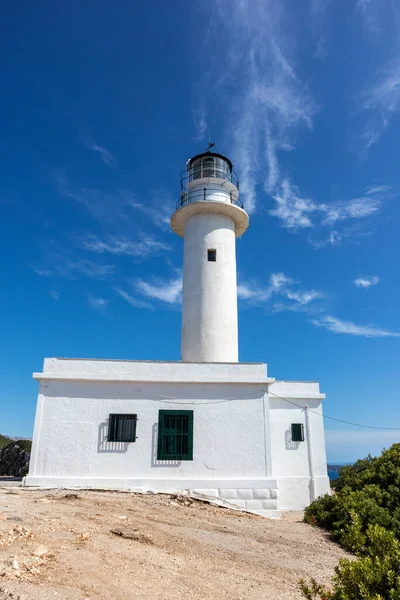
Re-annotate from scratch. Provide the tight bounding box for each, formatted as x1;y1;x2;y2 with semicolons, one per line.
83;235;170;257
321;196;381;225
193;104;207;142
310;0;331;59
354;276;380;288
201;0;316;213
88;296;109;312
35;254;115;280
127;188;175;231
114;288;153;310
272;184;390;232
308;230;343;249
312;315;399;337
198;1;392;246
50;290;60;300
269;179;317;228
135;275;182;304
365;184;392;195
83;138;116;167
56;173;174;234
356;0;384;34
359;58;400;148
238;272;323;312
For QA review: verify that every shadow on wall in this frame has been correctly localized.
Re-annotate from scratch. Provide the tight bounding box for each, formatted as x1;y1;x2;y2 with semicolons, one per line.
151;423;181;468
285;428;301;451
97;422;129;454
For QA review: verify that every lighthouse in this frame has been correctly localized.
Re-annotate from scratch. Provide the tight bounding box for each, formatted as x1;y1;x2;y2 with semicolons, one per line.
171;149;249;363
27;144;331;517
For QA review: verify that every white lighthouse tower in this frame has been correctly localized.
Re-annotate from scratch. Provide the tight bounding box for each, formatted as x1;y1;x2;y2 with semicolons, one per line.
171;148;249;363
27;143;331;517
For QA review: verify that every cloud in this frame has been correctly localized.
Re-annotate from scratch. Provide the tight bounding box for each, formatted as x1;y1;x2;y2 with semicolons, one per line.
88;297;109;312
50;290;60;300
114;288;153;310
193;104;207;142
312;315;399;337
197;1;392;245
359;58;400;148
135;275;182;304
356;0;385;34
321;196;381;225
365;184;392;195
83;138;116;167
238;272;323;312
56;173;175;234
127;188;175;232
199;0;317;213
269;179;317;228
83;235;170;257
310;0;331;59
308;230;343;249
354;276;380;288
35;254;115;280
271;184;389;233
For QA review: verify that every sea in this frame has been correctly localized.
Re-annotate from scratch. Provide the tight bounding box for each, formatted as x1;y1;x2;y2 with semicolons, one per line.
328;469;339;481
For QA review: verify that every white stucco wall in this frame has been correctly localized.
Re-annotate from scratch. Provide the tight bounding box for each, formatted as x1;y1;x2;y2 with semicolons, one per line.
36;358;270;382
27;360;330;516
181;213;239;363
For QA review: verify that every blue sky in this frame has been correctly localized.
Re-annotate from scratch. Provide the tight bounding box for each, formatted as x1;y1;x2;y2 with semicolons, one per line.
1;0;399;463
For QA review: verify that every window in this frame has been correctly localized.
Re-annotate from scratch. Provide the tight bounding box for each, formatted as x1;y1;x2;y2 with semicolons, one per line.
157;410;193;461
108;414;137;442
203;156;215;178
291;423;305;442
207;249;217;262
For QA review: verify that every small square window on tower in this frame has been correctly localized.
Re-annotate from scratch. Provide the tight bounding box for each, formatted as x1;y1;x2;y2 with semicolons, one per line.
207;249;217;262
291;423;305;442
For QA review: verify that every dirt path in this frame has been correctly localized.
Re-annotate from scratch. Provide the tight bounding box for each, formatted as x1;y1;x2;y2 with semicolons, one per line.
0;488;348;600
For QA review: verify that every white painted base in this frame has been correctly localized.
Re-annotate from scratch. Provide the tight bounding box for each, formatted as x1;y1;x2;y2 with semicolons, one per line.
27;359;331;518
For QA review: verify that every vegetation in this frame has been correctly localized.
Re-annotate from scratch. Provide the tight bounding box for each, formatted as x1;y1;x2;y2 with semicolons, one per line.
0;434;12;448
301;443;400;599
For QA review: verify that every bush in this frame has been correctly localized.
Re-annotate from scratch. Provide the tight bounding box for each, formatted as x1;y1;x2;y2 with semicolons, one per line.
300;524;400;599
301;444;400;599
304;443;400;553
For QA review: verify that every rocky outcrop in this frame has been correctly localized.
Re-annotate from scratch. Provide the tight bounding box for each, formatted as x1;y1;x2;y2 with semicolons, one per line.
0;439;31;477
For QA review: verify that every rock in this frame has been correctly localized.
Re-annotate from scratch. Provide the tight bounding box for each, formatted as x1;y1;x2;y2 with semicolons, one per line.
0;440;31;477
11;559;19;571
31;544;49;557
110;528;144;541
169;493;194;506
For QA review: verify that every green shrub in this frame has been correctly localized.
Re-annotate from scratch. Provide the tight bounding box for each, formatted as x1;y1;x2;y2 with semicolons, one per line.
301;443;400;599
300;525;400;599
305;443;400;553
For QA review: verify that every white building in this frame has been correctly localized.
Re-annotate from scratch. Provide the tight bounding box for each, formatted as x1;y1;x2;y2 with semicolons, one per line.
26;149;330;516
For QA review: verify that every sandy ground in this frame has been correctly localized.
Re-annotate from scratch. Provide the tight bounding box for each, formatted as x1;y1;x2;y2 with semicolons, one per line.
0;486;349;600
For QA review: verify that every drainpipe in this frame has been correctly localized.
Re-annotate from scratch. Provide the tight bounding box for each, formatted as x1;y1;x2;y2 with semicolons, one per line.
305;405;316;502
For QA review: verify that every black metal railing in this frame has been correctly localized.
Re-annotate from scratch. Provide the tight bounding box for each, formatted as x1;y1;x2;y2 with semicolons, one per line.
176;187;243;210
180;168;239;191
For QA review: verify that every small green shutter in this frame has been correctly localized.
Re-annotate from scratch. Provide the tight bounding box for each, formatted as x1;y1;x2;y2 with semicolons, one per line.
157;410;194;461
291;423;305;442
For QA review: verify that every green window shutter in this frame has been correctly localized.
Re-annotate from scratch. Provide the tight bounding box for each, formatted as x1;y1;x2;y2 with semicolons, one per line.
108;414;137;442
157;410;194;461
291;423;305;442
